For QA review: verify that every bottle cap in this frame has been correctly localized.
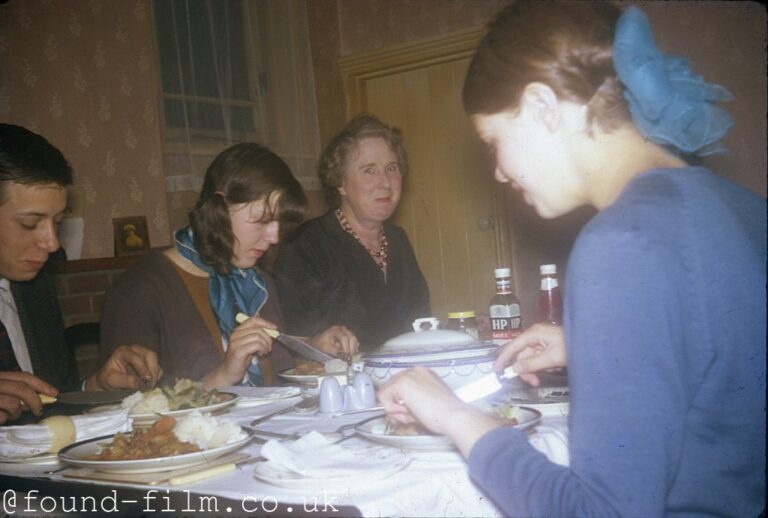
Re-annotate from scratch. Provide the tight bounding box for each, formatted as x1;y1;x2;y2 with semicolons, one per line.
494;268;511;278
540;264;557;275
447;311;476;319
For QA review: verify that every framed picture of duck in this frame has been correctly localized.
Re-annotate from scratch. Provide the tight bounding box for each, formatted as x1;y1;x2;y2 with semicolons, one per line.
113;215;150;257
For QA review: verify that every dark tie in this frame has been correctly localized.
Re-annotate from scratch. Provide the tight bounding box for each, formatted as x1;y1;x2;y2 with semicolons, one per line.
0;319;21;371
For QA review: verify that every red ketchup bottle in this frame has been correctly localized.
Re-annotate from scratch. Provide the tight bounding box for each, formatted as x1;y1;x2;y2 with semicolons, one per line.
539;264;563;325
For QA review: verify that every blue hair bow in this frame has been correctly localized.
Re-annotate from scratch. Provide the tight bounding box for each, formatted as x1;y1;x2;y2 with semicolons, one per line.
613;6;733;156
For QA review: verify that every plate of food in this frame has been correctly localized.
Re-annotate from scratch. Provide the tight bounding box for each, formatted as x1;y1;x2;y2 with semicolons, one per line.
58;413;252;474
355;405;542;451
90;379;238;426
277;360;348;387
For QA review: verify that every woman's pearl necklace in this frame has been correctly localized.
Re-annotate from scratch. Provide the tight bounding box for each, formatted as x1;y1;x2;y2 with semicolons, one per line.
335;208;389;270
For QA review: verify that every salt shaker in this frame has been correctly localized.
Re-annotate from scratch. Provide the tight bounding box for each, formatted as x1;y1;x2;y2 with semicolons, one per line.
319;377;343;413
353;372;376;408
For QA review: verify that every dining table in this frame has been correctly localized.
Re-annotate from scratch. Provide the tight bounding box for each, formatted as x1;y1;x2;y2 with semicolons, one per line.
0;383;569;518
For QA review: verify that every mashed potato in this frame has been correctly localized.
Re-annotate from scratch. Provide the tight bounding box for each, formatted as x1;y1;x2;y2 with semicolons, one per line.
120;379;221;415
172;411;246;450
121;390;170;414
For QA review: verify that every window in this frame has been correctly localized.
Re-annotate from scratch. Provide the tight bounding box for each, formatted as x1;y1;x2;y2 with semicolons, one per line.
153;0;320;192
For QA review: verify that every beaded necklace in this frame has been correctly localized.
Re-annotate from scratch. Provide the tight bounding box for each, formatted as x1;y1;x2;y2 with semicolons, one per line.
335;208;389;270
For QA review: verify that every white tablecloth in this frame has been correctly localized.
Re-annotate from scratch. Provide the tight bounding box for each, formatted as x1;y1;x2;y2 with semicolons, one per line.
1;391;569;518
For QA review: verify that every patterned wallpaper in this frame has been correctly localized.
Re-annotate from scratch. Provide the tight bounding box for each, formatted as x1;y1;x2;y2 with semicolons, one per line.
0;0;170;259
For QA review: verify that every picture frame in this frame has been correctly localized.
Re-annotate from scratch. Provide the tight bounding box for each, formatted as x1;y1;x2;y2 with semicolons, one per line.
113;216;151;257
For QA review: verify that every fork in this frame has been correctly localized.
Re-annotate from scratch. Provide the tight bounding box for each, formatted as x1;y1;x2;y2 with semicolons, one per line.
247;428;304;442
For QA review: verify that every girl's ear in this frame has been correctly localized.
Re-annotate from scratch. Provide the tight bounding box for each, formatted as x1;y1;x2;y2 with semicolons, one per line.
519;82;561;133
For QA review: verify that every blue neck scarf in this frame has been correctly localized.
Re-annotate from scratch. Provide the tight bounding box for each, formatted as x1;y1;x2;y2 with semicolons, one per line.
174;227;267;385
612;6;733;156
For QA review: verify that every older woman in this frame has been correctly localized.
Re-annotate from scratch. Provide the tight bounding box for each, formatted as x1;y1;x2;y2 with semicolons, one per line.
100;143;358;389
379;3;765;517
274;115;430;349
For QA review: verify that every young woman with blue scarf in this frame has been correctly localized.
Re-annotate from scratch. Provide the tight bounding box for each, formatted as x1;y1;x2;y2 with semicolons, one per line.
378;3;765;516
99;143;359;389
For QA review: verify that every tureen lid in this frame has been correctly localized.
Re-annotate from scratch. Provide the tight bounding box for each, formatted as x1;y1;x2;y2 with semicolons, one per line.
363;318;499;364
381;328;475;352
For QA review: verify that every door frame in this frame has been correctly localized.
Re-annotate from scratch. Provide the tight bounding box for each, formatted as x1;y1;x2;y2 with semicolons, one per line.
338;26;512;269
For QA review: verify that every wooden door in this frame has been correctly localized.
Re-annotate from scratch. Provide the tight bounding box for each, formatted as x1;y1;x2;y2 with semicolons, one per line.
341;29;509;321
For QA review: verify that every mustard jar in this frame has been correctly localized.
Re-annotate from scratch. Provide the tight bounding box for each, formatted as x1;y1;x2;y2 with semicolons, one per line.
446;311;479;340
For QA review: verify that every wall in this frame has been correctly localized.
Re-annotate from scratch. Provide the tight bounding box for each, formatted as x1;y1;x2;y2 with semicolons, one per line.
308;0;505;145
0;0;170;259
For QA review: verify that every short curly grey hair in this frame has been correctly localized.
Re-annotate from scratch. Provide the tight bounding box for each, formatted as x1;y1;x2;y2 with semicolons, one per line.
318;114;409;209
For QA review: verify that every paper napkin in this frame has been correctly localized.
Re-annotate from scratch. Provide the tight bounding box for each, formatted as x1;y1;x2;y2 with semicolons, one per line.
0;410;131;460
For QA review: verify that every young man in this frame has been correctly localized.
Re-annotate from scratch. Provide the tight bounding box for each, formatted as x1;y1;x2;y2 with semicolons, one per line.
0;123;161;425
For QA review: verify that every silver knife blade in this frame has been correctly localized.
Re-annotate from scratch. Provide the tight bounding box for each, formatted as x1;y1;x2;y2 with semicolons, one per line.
454;366;519;403
56;389;135;405
235;313;335;364
270;332;336;364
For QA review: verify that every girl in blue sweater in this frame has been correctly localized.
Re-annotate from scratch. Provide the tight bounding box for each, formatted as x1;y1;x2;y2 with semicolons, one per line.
379;3;766;516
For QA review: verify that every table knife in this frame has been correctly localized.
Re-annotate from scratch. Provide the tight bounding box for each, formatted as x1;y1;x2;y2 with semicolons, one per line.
266;330;336;364
453;366;519;403
56;389;135;405
168;463;236;486
236;312;335;363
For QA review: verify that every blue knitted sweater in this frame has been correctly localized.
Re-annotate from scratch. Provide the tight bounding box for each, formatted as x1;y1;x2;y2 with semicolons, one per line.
469;167;766;517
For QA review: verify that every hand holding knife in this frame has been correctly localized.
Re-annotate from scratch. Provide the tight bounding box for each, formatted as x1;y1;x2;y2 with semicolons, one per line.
453;366;520;403
236;313;338;363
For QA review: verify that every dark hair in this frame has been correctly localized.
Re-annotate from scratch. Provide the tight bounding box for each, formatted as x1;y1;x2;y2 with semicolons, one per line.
463;1;631;132
318;114;409;208
188;143;307;273
0;124;73;204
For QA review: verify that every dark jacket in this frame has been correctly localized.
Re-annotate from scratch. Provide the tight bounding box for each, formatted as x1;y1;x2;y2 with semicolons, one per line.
274;211;430;349
11;272;79;391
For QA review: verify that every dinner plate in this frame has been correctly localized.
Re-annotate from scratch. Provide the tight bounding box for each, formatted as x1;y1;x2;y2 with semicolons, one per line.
0;453;60;466
276;369;346;386
494;386;570;417
252;445;409;489
58;429;253;474
355;406;542;451
226;386;302;408
89;392;239;426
